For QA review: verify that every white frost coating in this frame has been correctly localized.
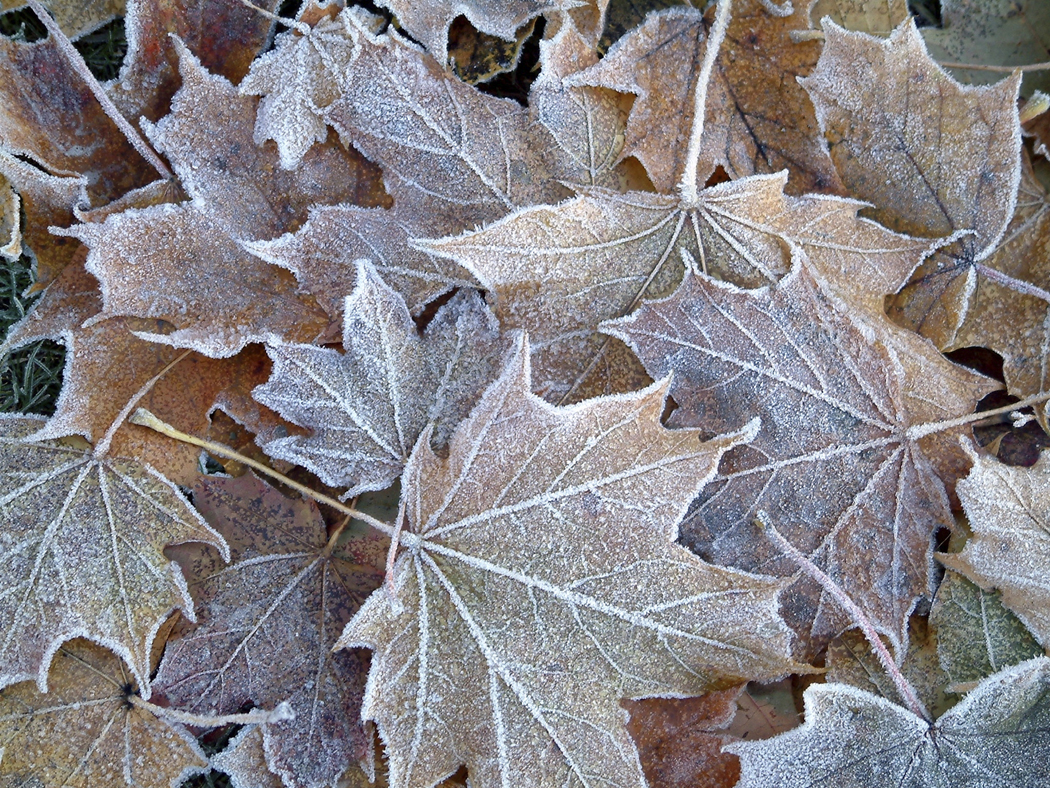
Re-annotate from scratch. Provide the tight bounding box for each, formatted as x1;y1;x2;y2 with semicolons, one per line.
730;657;1050;787
337;334;798;788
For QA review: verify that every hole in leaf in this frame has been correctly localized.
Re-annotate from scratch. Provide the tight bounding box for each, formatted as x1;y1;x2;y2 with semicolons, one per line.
471;16;545;105
619;156;656;193
73;15;127;82
973;390;1050;467
704;165;731;189
944;346;1005;383
0;8;47;42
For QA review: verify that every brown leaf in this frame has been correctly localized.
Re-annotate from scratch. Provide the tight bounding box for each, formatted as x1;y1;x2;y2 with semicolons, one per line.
252;261;507;495
69;42;385;357
156;472;386;788
0;639;208;787
0;414;228;695
338;336;802;788
808;0;909;36
625;687;744;788
801;18;1022;347
0;0;124;40
603;260;994;655
210;726;288;788
569;2;842;195
0;167;17;261
421;173;796;401
943;447;1050;646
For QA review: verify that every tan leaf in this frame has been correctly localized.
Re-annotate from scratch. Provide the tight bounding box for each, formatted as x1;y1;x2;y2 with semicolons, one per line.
809;0;909;36
210;726;287;788
421;173;795;401
624;687;744;788
68;42;386;357
0;0;124;40
943;448;1050;647
0;414;228;695
156;472;386;788
252;261;507;495
0;640;207;787
603;260;994;654
447;15;536;86
801;18;1022;347
568;2;842;195
338;337;802;788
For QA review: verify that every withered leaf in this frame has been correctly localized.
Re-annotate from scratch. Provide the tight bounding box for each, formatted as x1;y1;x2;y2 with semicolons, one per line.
253;262;507;495
0;0;124;40
157;472;386;788
943;448;1050;647
69;42;386;357
421;172;796;401
929;569;1042;693
338;337;801;788
210;726;285;788
0;639;208;787
0;414;227;695
603;261;994;655
0;168;16;261
809;0;909;35
801;18;1022;347
728;657;1050;787
568;2;842;195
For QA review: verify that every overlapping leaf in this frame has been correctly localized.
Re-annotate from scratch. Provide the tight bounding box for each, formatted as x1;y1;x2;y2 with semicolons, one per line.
729;657;1050;786
252;262;507;496
339;337;801;788
603;260;994;654
0;414;227;695
802;18;1022;348
156;473;386;788
0;639;208;787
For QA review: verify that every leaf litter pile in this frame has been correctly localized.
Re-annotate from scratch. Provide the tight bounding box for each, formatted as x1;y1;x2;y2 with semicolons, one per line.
2;0;1050;786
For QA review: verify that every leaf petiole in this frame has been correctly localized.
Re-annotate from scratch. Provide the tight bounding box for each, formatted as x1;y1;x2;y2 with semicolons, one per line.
130;694;295;727
129;408;396;537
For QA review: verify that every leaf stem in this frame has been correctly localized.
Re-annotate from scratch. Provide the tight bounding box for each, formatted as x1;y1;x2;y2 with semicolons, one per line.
906;391;1050;440
131;695;295;727
129;408;396;537
756;514;930;721
678;0;732;205
938;60;1050;73
976;263;1050;304
238;0;311;34
25;0;174;182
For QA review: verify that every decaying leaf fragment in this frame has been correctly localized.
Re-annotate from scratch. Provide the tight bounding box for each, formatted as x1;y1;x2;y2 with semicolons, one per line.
0;639;208;787
944;448;1050;647
729;657;1050;787
156;473;386;788
603;260;994;654
802;18;1022;348
253;262;507;496
0;414;227;696
339;337;801;788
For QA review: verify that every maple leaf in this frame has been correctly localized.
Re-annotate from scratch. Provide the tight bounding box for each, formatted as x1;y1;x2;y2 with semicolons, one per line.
67;40;386;358
0;639;208;787
0;414;227;696
211;726;286;788
929;570;1042;692
252;262;508;496
338;336;801;788
728;657;1050;786
155;472;386;788
942;447;1050;647
602;259;994;654
801;18;1022;348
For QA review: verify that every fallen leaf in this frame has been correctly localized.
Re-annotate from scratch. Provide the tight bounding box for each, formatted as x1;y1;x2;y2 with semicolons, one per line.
156;472;385;788
0;0;124;40
929;569;1043;692
728;657;1050;786
0;413;228;695
338;336;801;788
0;639;208;787
624;686;744;788
447;15;535;86
942;447;1050;646
725;681;800;741
210;726;286;788
0;168;16;260
253;262;508;496
809;0;909;35
602;261;994;654
801;18;1022;347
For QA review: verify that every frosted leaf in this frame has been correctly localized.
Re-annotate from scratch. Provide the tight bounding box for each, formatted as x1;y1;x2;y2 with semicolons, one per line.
801;18;1022;347
338;336;802;788
929;570;1042;692
253;261;507;495
943;449;1050;647
809;0;909;35
244;204;478;321
0;414;228;696
0;0;124;40
0;169;16;261
157;473;384;788
210;726;285;788
729;657;1050;787
603;261;994;655
420;173;796;401
0;640;208;787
